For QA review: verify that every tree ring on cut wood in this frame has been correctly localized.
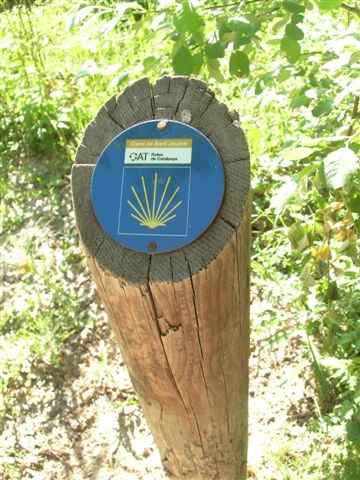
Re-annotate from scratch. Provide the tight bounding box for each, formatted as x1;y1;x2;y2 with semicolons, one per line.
72;76;250;285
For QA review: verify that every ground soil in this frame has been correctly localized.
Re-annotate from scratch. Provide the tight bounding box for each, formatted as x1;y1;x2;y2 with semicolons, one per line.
0;276;317;480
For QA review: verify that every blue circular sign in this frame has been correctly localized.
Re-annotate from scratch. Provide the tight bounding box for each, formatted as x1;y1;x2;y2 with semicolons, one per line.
91;120;224;254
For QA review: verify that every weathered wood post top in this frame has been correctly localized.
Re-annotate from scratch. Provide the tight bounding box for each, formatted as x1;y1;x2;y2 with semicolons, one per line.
72;76;250;480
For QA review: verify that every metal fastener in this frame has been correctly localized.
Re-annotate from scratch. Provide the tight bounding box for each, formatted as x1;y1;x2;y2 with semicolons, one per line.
157;120;168;131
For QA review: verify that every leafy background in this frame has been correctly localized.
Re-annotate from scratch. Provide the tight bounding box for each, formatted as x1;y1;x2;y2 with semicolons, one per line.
1;0;360;478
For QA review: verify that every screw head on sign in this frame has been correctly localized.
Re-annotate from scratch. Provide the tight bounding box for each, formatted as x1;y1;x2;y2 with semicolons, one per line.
147;242;158;252
157;120;167;131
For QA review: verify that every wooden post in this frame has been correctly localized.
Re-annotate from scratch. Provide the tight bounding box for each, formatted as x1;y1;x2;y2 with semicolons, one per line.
71;77;250;480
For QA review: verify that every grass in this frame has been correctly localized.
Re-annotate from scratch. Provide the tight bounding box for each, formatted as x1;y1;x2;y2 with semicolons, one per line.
1;1;360;478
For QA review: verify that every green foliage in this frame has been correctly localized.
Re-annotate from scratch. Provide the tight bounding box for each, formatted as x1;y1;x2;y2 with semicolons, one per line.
317;0;343;11
172;45;201;75
229;50;250;76
1;0;360;476
281;35;302;63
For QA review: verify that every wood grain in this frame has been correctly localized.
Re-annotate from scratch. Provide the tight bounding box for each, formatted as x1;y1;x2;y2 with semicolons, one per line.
71;76;251;479
87;199;250;479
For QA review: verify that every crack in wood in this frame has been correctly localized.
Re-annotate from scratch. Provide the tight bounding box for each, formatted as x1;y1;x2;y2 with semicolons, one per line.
183;253;222;480
149;80;155;119
174;77;190;118
220;215;237;231
146;281;191;417
107;110;126;130
184;254;204;361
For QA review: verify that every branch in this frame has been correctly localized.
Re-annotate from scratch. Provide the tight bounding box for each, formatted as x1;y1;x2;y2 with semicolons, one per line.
342;3;360;17
347;95;359;137
202;0;270;10
204;1;360;16
202;1;244;10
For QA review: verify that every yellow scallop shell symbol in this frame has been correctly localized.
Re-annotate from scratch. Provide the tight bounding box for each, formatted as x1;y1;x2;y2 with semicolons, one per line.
127;173;182;229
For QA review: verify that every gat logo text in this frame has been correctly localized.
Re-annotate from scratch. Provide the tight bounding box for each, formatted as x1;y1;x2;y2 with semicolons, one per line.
128;151;150;162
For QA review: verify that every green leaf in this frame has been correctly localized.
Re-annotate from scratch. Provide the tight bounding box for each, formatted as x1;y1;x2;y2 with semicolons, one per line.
281;146;317;161
283;1;305;14
174;0;204;41
288;222;310;251
115;2;145;17
323;147;359;189
285;22;304;41
324;281;339;302
205;41;225;59
272;17;289;33
281;37;301;63
143;56;158;72
278;67;291;82
346;194;360;214
66;6;96;30
350;51;360;65
207;58;225;82
111;72;129;87
227;19;256;35
234;32;252;47
255;80;263;95
312;99;333;117
344;171;360;213
317;0;342;11
271;178;298;213
229;50;250;77
191;52;203;74
100;17;120;35
221;18;257;46
346;421;360;445
290;94;311;109
172;46;195;75
292;13;305;23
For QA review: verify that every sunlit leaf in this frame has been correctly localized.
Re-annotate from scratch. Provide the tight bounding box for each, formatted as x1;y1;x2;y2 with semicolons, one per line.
229;50;250;76
115;2;145;17
290;94;311;109
283;1;305;14
191;52;203;74
317;0;342;11
66;6;96;31
227;19;256;35
270;178;298;213
288;222;310;251
100;17;120;35
207;58;225;82
312;99;333;117
323;147;359;189
335;79;360;106
285;22;304;41
281;147;317;161
292;13;305;24
350;51;360;65
174;0;204;41
172;46;195;75
281;37;301;63
143;56;158;72
205;41;225;59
